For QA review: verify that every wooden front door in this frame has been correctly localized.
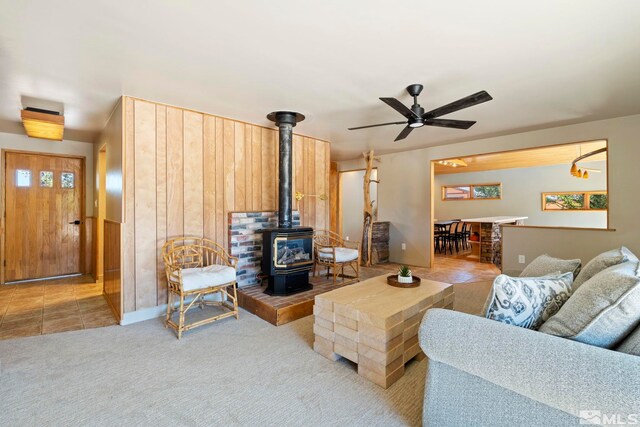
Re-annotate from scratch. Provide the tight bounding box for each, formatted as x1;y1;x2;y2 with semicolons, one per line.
4;152;84;282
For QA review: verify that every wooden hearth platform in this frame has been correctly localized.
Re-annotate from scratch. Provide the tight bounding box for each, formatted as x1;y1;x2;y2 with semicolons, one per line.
237;276;354;326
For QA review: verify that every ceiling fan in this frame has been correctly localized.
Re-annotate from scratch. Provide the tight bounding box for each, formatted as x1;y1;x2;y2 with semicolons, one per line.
348;84;493;142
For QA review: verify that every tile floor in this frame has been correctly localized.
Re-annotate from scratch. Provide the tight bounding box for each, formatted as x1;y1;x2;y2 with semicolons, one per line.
0;275;117;340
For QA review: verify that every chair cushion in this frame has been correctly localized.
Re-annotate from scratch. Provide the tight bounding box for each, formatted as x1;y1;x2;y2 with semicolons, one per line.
520;254;581;279
172;264;236;292
573;246;638;290
484;272;574;330
539;261;640;348
318;247;359;263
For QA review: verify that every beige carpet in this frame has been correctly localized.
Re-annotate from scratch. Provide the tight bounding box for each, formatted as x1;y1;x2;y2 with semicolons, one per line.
0;277;494;426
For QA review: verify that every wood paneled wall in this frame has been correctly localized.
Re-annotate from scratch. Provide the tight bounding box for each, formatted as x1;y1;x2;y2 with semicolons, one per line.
104;219;121;320
122;97;331;313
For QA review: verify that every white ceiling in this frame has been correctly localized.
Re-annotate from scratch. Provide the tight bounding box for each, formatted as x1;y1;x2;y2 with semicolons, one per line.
1;1;639;160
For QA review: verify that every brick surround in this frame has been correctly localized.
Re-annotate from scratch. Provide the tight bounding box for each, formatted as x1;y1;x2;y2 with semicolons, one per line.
228;211;301;288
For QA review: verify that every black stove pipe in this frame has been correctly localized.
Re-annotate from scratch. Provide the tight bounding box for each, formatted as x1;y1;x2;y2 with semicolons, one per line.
266;111;305;228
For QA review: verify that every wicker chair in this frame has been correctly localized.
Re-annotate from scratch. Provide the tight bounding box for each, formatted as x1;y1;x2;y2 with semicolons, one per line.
313;230;361;285
162;236;239;339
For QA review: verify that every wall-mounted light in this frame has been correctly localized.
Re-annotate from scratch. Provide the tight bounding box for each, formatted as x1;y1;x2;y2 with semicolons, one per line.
295;191;328;201
21;108;64;141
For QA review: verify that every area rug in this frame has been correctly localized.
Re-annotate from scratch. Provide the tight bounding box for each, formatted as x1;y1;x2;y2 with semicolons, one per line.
0;310;425;426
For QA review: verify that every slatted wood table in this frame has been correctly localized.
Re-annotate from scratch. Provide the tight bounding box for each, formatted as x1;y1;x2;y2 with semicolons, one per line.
313;274;454;388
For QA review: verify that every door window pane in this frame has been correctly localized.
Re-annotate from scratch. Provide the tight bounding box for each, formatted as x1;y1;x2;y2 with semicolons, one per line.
61;172;74;188
40;171;53;187
16;169;31;187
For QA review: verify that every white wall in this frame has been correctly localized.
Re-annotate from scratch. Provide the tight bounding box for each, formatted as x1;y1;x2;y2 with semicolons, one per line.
337;114;640;268
0;131;95;216
434;160;607;228
340;169;377;242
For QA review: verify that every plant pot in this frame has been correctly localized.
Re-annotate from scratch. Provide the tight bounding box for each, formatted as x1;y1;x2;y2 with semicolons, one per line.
397;274;413;284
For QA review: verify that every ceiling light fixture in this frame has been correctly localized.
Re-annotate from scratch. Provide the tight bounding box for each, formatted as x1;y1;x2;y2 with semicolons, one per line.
437;159;468;168
569;147;606;179
21;108;64;141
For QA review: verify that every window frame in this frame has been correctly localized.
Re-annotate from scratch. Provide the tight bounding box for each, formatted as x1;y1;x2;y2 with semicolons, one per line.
541;191;608;211
441;182;502;201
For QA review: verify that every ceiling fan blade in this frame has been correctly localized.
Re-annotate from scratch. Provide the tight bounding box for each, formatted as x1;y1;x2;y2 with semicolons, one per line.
348;121;406;130
394;125;413;142
424;118;476;129
422;91;493;119
380;97;419;119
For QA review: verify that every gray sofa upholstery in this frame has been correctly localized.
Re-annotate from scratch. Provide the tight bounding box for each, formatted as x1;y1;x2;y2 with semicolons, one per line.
419;309;640;426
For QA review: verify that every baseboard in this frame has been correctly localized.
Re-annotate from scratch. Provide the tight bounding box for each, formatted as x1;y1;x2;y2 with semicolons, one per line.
119;294;225;326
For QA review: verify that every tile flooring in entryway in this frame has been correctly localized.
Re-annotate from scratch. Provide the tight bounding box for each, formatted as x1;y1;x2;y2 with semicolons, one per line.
0;275;117;340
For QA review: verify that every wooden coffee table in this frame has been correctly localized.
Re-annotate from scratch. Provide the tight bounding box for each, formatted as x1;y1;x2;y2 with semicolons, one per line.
313;274;454;388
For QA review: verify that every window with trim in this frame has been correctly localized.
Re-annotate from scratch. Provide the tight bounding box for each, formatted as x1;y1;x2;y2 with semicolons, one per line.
542;191;608;211
442;183;502;200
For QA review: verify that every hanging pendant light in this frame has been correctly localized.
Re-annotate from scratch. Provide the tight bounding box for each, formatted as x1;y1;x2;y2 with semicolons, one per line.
583;170;589;179
570;163;578;176
577;169;583;178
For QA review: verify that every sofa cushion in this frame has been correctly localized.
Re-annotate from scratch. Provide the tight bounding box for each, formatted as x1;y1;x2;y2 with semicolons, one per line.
573;247;638;290
617;325;640;357
172;264;236;292
539;261;640;348
318;247;359;263
484;272;573;330
520;254;581;279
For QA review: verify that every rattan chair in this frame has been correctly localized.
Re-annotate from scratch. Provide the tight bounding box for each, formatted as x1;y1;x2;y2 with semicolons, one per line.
162;236;239;339
313;230;361;285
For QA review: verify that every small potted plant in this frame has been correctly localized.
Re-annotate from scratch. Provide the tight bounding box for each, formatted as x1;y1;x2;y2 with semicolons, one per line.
398;265;413;284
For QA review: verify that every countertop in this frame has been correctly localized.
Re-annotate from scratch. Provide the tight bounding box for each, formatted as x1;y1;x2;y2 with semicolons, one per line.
461;216;528;224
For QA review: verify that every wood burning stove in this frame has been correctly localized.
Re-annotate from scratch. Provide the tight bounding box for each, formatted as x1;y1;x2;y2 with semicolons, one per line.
261;111;314;296
261;227;313;296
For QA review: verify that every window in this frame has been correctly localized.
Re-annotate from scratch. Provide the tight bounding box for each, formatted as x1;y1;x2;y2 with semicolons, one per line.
40;171;53;187
442;183;501;201
16;169;31;187
61;172;74;188
542;191;608;211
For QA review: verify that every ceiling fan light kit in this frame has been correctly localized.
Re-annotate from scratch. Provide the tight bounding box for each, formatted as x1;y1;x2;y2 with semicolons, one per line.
348;83;493;142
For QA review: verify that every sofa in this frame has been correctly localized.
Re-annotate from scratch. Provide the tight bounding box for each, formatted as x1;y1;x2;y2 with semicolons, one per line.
418;308;640;426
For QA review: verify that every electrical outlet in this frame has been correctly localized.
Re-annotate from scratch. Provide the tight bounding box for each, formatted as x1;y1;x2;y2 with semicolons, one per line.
401;243;406;250
518;255;526;264
345;236;349;241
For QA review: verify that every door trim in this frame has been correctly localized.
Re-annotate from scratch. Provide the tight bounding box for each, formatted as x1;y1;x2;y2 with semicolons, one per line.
1;149;87;284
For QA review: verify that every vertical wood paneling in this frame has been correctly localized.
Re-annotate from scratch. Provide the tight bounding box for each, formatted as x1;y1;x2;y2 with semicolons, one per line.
223;120;235;249
156;105;168;305
215;117;225;246
123;97;136;313
121;98;332;314
183;111;204;237
244;124;253;209
315;139;326;231
166;107;184;239
133;99;157;310
234;122;246;211
203;116;216;240
251;126;262;210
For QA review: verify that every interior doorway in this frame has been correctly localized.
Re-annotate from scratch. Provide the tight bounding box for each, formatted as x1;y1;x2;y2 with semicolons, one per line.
4;151;84;282
97;146;106;282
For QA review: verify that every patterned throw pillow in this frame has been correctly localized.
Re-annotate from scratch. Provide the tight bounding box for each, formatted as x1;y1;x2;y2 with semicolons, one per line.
485;272;574;330
520;254;581;279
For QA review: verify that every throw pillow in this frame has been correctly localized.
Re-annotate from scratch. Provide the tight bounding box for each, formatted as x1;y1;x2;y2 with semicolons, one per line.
484;272;574;330
520;254;581;279
573;247;638;290
539;261;640;349
617;325;640;357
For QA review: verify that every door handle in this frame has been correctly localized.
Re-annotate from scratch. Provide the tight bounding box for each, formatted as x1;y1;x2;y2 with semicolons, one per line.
69;220;81;225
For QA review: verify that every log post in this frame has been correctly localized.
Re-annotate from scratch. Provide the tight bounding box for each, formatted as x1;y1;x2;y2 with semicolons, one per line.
361;150;379;266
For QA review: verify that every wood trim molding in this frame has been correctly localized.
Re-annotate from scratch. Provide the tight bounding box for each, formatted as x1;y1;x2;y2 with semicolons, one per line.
502;224;616;232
